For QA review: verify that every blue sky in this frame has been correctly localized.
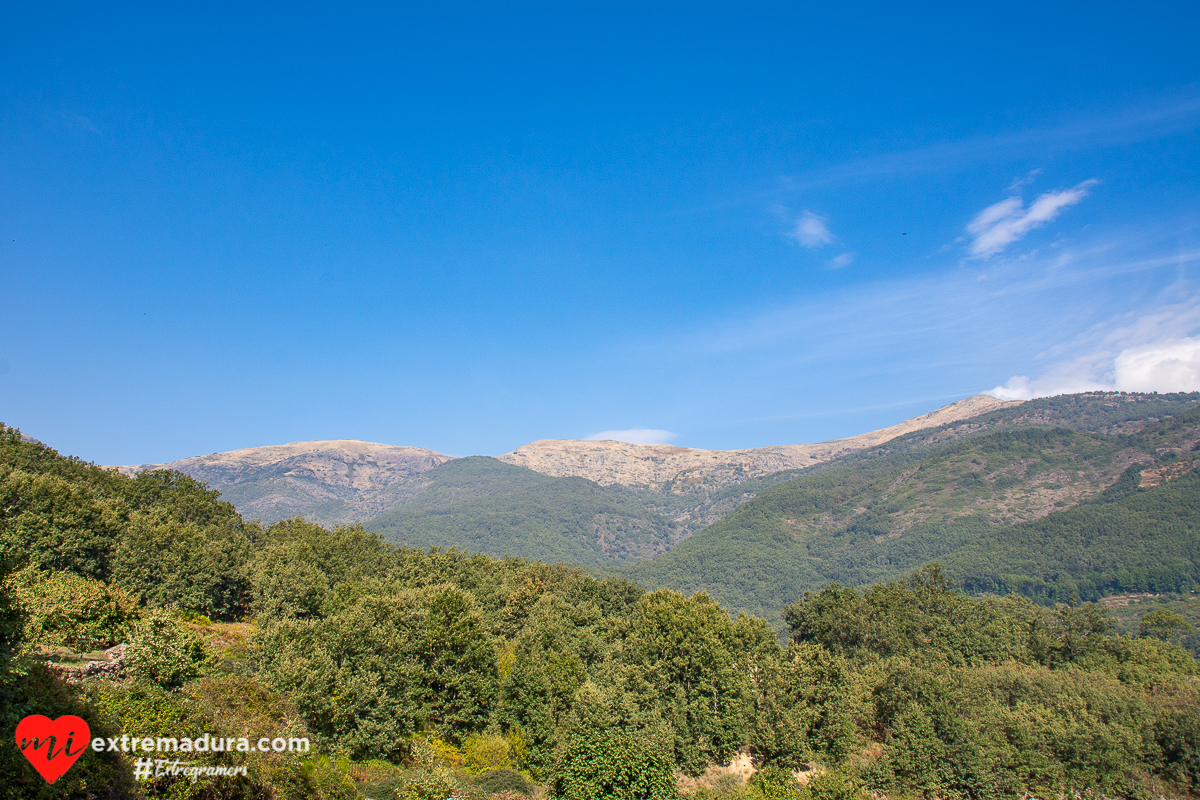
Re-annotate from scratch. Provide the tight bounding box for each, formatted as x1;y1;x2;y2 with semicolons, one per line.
3;1;1199;464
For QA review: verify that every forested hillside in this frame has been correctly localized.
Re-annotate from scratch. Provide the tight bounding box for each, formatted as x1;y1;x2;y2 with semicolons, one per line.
626;393;1200;626
2;422;1200;799
364;457;684;566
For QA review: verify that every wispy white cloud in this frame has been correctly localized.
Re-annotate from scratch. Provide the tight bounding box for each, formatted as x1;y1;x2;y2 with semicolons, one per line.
790;211;834;248
828;252;855;269
621;219;1200;444
775;96;1200;194
989;298;1200;400
677;234;1200;360
1007;168;1043;192
584;428;678;445
966;179;1097;258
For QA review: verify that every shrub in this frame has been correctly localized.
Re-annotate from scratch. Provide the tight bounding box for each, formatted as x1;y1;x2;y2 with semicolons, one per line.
476;768;534;796
464;733;513;772
297;757;360;800
505;727;529;769
125;608;210;688
802;771;869;800
552;728;677;800
398;767;469;800
409;732;465;768
10;566;139;649
748;765;802;799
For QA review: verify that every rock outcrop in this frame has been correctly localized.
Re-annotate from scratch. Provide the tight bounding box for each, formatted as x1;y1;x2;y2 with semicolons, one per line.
54;643;127;684
498;395;1017;490
110;440;452;525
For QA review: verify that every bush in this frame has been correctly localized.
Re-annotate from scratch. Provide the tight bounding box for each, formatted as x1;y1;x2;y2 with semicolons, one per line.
398;767;470;800
552;729;677;800
749;765;802;799
802;771;869;800
126;608;210;688
464;733;514;772
680;788;756;800
409;732;465;768
476;768;534;796
10;566;139;649
297;757;360;800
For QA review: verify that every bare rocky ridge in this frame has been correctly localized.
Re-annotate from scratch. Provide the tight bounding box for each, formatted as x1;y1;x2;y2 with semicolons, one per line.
111;440;452;526
106;395;1016;530
498;395;1018;490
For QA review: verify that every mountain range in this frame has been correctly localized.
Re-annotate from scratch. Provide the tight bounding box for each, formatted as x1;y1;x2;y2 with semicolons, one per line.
110;393;1011;531
99;391;1200;628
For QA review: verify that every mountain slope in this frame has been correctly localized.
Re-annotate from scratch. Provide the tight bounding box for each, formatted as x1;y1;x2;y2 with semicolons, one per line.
107;394;1014;533
946;462;1200;599
363;456;682;566
624;392;1200;626
112;440;452;525
499;395;1015;528
499;395;1013;487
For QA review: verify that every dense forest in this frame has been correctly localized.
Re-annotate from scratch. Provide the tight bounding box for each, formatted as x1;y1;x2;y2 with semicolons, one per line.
364;456;684;566
2;422;1199;799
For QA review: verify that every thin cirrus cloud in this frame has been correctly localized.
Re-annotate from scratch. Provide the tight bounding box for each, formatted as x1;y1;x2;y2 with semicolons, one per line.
966;179;1097;258
989;298;1200;400
583;428;678;445
776;95;1200;195
790;211;835;248
828;252;855;269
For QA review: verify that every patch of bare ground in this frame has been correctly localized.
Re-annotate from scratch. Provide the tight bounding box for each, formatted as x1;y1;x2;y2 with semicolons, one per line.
987;448;1154;523
1099;593;1162;609
1139;459;1199;488
830;445;1155;538
1110;447;1159;478
675;750;755;794
184;620;256;668
675;754;840;797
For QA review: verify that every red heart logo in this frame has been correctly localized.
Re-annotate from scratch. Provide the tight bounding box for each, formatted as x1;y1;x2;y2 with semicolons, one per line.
15;715;91;784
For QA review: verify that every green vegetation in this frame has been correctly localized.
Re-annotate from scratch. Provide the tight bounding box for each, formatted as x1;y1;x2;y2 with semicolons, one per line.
945;464;1200;602
626;396;1200;627
10;566;140;650
365;456;683;566
4;394;1200;798
1104;592;1200;655
124;608;212;688
552;728;677;800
